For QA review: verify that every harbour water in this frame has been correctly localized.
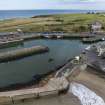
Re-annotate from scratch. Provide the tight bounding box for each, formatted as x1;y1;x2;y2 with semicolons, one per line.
0;39;87;88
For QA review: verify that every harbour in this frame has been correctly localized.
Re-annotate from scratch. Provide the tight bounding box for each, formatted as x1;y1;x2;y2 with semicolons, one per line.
0;9;105;105
0;39;87;89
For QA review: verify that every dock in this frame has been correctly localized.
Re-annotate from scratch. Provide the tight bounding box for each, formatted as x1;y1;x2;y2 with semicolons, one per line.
55;54;87;78
0;32;102;48
0;46;49;63
0;32;94;44
82;37;103;43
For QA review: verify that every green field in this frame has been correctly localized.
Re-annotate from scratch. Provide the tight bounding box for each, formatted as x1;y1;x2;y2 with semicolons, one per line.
0;13;105;33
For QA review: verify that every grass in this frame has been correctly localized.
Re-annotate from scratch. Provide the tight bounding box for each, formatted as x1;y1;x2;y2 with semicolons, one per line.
0;13;105;33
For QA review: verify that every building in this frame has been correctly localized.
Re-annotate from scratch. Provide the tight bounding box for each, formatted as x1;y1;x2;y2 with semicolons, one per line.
90;21;102;33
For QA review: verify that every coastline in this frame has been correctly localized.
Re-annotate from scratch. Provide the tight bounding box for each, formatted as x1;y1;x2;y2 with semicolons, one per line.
0;12;105;105
0;10;104;20
0;13;105;33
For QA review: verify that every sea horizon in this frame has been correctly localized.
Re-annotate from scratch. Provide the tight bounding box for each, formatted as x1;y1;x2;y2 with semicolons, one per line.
0;9;105;20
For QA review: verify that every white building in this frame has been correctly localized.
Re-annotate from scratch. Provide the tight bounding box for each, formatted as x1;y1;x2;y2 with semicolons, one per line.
90;21;102;33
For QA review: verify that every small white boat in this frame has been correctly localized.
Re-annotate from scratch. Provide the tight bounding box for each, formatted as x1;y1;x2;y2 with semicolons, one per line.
85;45;91;50
57;35;62;39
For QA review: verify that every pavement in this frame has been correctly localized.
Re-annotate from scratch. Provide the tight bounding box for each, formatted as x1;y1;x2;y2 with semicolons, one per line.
14;93;81;105
71;66;105;104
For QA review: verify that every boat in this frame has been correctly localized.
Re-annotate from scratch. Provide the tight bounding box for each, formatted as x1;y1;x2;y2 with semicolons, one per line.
0;33;24;48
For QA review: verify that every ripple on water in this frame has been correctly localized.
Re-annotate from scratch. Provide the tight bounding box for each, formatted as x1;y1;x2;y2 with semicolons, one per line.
69;82;105;105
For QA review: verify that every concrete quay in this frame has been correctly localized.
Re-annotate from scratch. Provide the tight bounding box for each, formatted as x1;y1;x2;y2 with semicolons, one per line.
0;45;49;63
0;77;69;105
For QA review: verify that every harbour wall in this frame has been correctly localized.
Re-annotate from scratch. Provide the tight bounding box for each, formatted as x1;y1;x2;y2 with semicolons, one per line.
23;33;93;40
0;32;101;48
0;46;49;63
0;90;59;105
0;77;69;105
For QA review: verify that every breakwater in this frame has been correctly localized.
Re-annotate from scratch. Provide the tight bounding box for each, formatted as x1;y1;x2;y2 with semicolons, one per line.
82;37;103;43
23;33;92;40
23;34;43;40
0;32;100;48
0;46;49;63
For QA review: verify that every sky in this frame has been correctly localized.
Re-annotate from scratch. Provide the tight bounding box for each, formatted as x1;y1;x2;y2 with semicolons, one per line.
0;0;105;10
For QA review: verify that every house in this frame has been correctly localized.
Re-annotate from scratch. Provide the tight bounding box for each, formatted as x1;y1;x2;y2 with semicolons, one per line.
90;21;102;33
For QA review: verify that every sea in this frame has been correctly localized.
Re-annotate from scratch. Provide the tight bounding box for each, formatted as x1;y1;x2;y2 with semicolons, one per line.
0;9;104;20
